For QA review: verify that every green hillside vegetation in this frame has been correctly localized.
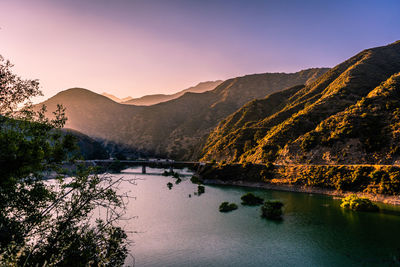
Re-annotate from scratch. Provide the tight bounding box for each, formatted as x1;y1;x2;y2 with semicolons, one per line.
201;41;400;165
37;68;328;160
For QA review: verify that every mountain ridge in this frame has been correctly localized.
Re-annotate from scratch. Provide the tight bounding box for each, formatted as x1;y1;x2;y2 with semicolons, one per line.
121;80;223;106
37;68;328;159
201;40;400;165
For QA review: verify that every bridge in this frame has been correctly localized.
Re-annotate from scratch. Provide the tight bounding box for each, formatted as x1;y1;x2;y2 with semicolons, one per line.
87;159;204;174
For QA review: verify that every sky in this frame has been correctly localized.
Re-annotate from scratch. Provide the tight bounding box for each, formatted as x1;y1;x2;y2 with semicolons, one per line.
1;0;400;102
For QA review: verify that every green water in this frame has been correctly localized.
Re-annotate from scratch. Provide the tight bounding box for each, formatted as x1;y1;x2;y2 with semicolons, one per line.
117;167;400;266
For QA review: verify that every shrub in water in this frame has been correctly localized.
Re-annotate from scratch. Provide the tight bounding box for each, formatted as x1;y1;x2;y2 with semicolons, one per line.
219;202;238;212
241;193;264;206
190;176;202;184
167;182;173;190
261;200;284;220
340;194;379;212
197;185;205;195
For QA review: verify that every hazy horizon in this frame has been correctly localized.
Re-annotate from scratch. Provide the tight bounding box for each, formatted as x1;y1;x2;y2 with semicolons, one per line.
1;0;400;103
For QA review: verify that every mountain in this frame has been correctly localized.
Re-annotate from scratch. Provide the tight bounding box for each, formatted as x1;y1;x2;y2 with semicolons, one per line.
62;129;109;160
201;41;400;165
122;80;223;106
101;93;133;103
37;68;328;159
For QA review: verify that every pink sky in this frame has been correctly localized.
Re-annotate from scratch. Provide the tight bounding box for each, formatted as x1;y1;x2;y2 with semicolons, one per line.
1;0;398;103
1;1;236;102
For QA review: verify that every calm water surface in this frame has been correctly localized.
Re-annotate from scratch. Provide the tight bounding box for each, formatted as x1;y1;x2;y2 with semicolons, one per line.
115;167;400;267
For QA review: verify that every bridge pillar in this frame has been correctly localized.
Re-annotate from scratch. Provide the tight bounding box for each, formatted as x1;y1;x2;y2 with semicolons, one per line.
169;166;173;173
142;165;146;174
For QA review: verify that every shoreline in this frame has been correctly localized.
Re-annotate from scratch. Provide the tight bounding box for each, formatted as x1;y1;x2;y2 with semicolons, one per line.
202;179;400;206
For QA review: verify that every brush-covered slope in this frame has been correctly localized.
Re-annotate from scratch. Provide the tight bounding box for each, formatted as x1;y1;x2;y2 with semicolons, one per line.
123;80;223;106
62;129;109;160
201;41;400;164
38;68;328;159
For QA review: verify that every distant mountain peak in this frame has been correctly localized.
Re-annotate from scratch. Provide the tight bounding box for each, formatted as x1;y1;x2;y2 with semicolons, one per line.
101;92;132;103
122;80;224;106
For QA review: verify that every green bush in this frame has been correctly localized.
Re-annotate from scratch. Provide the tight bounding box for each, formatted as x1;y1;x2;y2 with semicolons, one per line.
219;202;238;212
340;194;379;212
241;193;264;206
261;200;284;220
167;182;173;190
197;185;205;195
190;176;202;184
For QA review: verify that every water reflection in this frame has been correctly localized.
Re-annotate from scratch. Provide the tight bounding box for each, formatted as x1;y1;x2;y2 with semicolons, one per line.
112;169;400;267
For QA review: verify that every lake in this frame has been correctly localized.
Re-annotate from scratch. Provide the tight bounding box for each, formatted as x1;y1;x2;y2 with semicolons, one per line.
115;167;400;266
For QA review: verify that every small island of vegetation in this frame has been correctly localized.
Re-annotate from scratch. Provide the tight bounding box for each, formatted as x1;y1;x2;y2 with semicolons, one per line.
241;193;264;206
167;182;173;189
190;176;202;184
219;202;238;212
162;170;180;178
340;194;379;212
261;200;284;220
197;185;205;195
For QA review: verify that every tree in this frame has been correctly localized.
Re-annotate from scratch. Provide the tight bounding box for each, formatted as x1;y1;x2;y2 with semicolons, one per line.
0;55;130;266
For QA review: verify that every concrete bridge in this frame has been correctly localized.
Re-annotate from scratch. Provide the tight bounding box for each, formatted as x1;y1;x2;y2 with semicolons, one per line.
88;159;203;174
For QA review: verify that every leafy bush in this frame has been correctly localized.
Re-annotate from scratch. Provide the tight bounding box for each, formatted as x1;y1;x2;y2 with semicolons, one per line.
219;202;238;212
190;176;202;184
241;193;264;206
197;185;205;195
340;194;379;212
167;182;173;190
261;200;284;220
0;55;128;266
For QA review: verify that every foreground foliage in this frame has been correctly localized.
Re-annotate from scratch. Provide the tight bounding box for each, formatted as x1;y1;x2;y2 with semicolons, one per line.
0;55;129;266
340;194;379;212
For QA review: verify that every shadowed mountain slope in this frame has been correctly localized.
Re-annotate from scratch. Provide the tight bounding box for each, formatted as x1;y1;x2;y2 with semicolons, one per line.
62;128;109;160
201;41;400;164
38;68;328;159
